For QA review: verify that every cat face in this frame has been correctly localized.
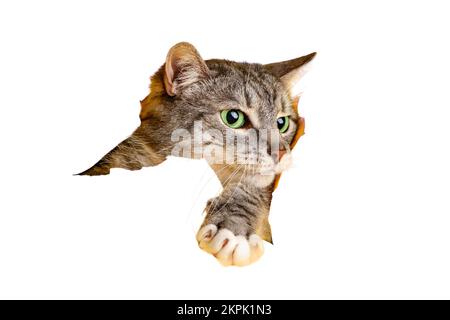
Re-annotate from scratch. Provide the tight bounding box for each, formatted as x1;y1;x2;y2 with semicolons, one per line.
178;60;298;173
139;42;315;186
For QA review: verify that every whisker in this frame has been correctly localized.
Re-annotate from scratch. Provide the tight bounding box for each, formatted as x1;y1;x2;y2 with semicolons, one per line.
213;165;247;219
185;163;238;233
208;165;242;214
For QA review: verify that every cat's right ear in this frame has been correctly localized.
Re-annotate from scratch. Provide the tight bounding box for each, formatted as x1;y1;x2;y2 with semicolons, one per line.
163;42;209;96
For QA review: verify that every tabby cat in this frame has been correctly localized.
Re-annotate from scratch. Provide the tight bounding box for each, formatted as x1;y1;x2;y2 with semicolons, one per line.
78;42;315;266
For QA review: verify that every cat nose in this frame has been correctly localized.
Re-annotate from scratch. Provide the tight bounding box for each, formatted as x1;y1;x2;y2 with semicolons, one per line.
271;149;286;163
278;149;286;161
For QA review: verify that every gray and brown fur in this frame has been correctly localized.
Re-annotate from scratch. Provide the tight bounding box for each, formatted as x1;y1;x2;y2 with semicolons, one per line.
77;42;315;243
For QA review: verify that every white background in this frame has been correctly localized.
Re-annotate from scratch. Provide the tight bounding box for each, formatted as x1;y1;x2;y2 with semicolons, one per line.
0;0;449;299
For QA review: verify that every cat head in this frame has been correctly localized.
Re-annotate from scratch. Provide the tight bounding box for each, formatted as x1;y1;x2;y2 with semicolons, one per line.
140;42;315;187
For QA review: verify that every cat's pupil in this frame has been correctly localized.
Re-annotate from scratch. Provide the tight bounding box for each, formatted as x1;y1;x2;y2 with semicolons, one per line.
227;110;240;124
277;117;285;130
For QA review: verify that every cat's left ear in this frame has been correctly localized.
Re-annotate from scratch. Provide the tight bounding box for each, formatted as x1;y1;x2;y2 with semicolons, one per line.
163;42;209;96
264;52;316;96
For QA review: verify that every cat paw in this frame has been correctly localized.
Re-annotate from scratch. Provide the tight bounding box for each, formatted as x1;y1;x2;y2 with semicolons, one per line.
196;224;264;266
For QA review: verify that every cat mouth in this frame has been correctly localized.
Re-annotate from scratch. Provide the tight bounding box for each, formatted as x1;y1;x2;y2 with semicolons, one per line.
251;152;293;176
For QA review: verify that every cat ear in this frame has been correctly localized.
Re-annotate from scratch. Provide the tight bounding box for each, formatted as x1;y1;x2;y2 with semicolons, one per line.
264;52;316;96
163;42;209;96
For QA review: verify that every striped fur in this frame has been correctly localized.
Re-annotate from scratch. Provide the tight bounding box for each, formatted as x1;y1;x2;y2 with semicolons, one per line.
78;42;315;265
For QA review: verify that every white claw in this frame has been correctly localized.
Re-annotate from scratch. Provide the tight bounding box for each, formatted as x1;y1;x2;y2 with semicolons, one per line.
197;224;218;243
196;226;265;267
215;235;238;266
233;236;251;266
204;229;232;254
249;234;264;263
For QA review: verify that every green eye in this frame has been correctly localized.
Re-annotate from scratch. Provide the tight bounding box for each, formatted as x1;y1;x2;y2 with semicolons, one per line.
277;116;290;133
221;109;245;129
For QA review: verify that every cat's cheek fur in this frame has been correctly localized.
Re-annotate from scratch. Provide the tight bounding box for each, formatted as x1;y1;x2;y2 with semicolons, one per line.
249;173;276;188
197;225;264;267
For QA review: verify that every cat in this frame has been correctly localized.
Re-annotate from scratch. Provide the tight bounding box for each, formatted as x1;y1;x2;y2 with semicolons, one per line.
77;42;315;266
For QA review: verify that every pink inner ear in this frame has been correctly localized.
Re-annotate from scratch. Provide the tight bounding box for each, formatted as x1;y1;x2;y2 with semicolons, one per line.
164;50;192;96
164;55;177;96
162;42;210;97
165;61;174;85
